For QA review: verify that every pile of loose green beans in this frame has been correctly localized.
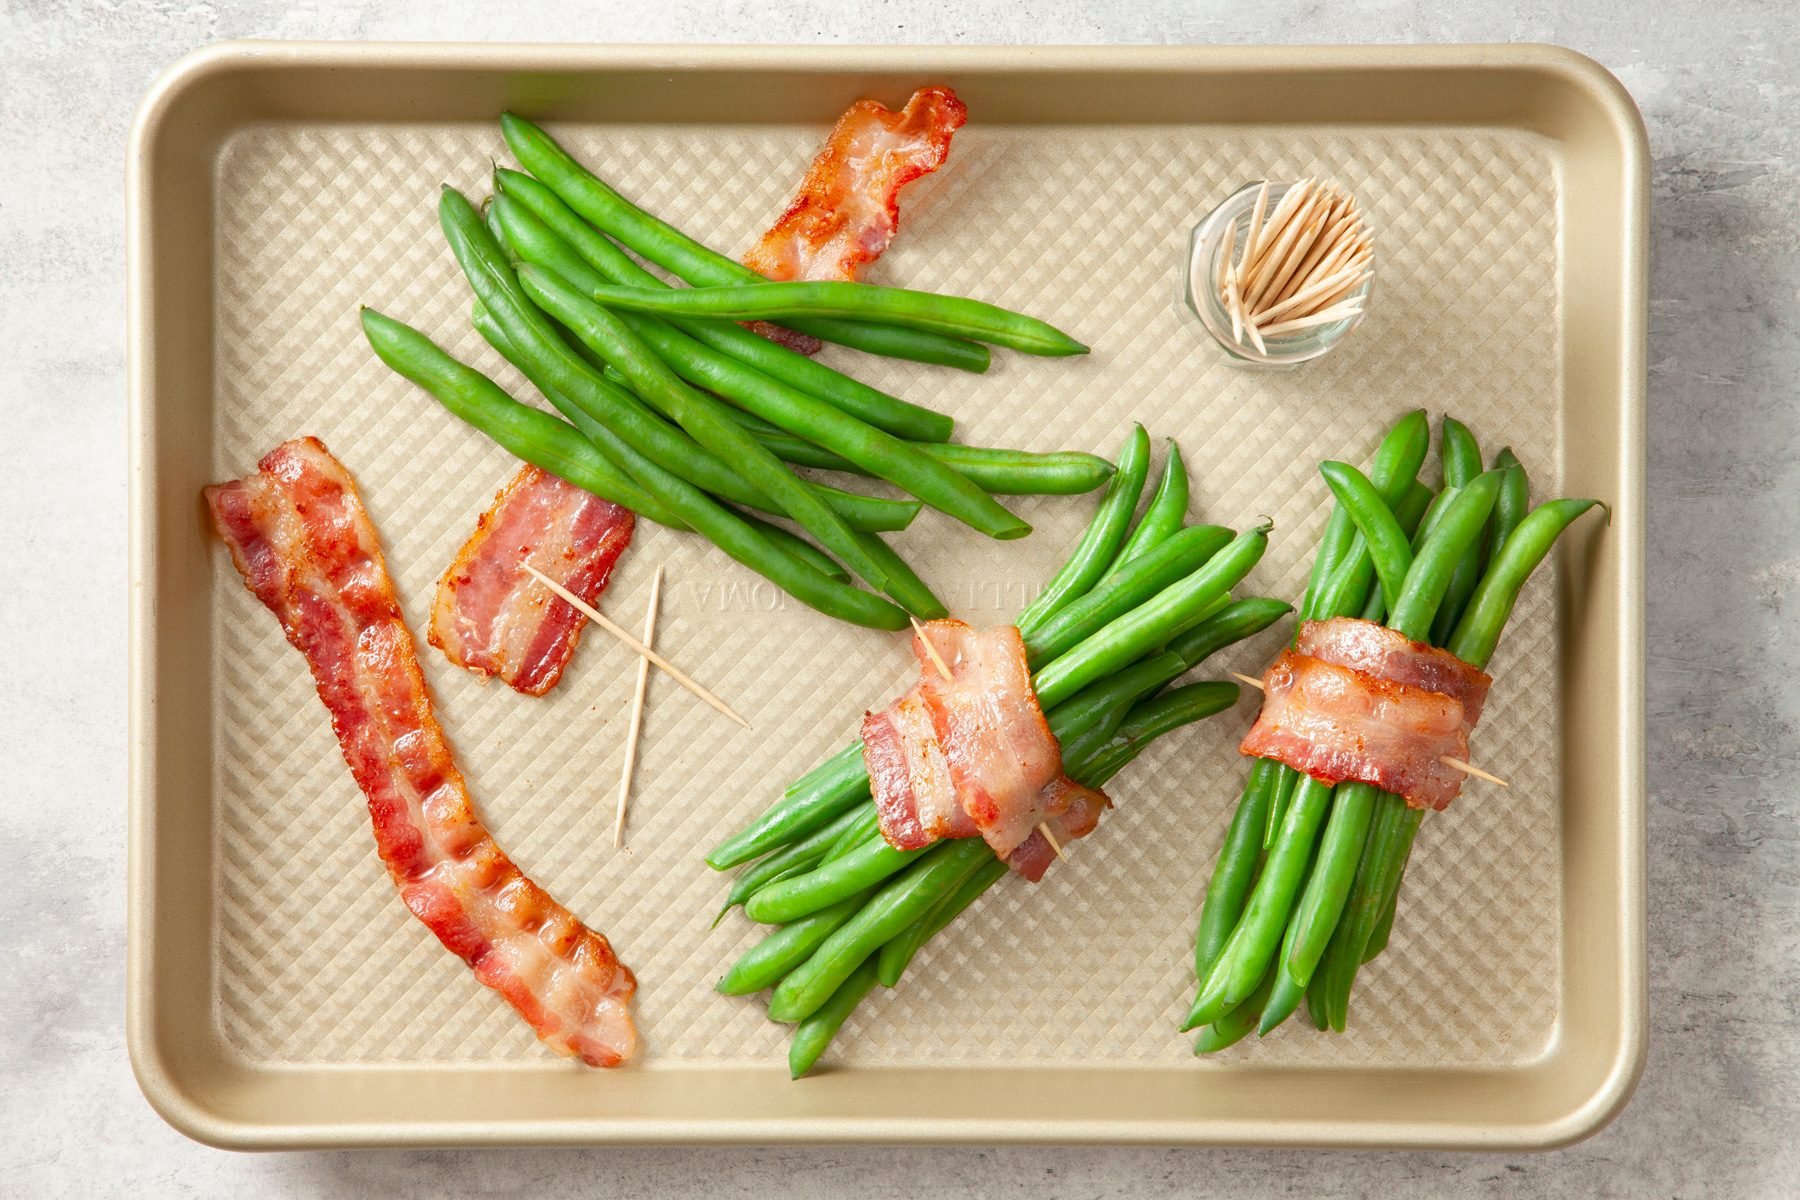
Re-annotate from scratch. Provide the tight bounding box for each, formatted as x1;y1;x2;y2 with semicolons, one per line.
1183;411;1602;1051
707;429;1293;1077
359;114;1109;631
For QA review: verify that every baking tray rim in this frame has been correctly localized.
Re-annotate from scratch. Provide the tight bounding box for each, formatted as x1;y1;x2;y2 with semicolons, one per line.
126;38;1648;1151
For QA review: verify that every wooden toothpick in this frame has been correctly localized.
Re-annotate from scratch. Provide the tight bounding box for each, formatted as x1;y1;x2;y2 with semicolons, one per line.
1438;756;1510;789
910;616;957;684
522;563;749;729
613;565;663;849
1230;670;1507;787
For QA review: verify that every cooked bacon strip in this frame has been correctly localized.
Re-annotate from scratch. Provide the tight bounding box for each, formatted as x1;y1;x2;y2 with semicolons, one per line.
1296;617;1491;726
863;689;969;851
206;438;637;1067
863;619;1107;877
1240;618;1493;811
918;622;1064;859
742;86;967;351
429;465;635;696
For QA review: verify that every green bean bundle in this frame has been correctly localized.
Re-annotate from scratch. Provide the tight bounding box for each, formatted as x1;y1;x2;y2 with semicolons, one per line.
707;434;1292;1075
1183;416;1601;1049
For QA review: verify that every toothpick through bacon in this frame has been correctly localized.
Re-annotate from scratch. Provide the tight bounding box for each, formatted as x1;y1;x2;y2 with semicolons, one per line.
430;465;635;696
862;619;1109;881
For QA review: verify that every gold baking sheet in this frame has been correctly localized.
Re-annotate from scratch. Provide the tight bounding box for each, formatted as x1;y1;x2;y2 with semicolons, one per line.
128;41;1645;1148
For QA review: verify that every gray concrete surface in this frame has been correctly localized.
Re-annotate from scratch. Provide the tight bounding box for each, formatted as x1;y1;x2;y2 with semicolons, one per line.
3;1;1795;1195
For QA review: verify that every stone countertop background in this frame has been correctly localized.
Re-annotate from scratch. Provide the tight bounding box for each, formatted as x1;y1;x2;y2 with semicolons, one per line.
4;1;1794;1195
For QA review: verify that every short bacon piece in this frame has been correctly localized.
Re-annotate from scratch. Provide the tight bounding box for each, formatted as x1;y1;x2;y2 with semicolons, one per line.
1240;617;1493;811
744;86;967;286
1004;776;1112;883
862;619;1107;878
206;439;637;1067
429;465;635;696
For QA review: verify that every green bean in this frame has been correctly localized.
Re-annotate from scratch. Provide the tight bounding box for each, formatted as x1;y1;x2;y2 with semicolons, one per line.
716;890;872;997
898;444;1112;495
1346;481;1439;626
1245;483;1427;854
744;829;932;925
1107;442;1190;573
1301;410;1429;617
579;280;1087;358
499;114;991;373
1257;959;1308;1036
832;665;1259;1033
516;265;907;591
877;857;1009;987
1306;480;1435;626
1385;470;1504;641
740;427;1115;496
360;308;684;528
1316;800;1422;1031
1262;766;1301;851
1185;421;1436;1029
1016;426;1153;635
1430;417;1487;645
1192;758;1278;980
1488;449;1529;563
472;297;857;585
1273;781;1379;992
479;233;918;539
735;525;850;584
850;528;948;620
1047;652;1189;744
1057;691;1145;769
1165;597;1293;668
769;839;993;1022
440;187;908;631
1304;968;1330;1030
707;744;870;870
1023;525;1234;665
1194;963;1277;1054
1074;681;1241;782
786;955;882;1078
822;807;882;864
493;168;957;444
1450;498;1602;667
719;805;869;918
1318;462;1414;616
1361;834;1412;964
499;199;1024;545
843;668;1250;1044
1032;523;1270;711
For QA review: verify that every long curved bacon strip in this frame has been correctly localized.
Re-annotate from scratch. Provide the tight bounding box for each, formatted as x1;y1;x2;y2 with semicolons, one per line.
862;619;1107;877
743;86;967;351
206;438;637;1067
1240;617;1493;811
429;465;635;696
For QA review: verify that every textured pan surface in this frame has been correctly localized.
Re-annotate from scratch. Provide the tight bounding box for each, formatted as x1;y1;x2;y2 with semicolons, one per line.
129;42;1645;1148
